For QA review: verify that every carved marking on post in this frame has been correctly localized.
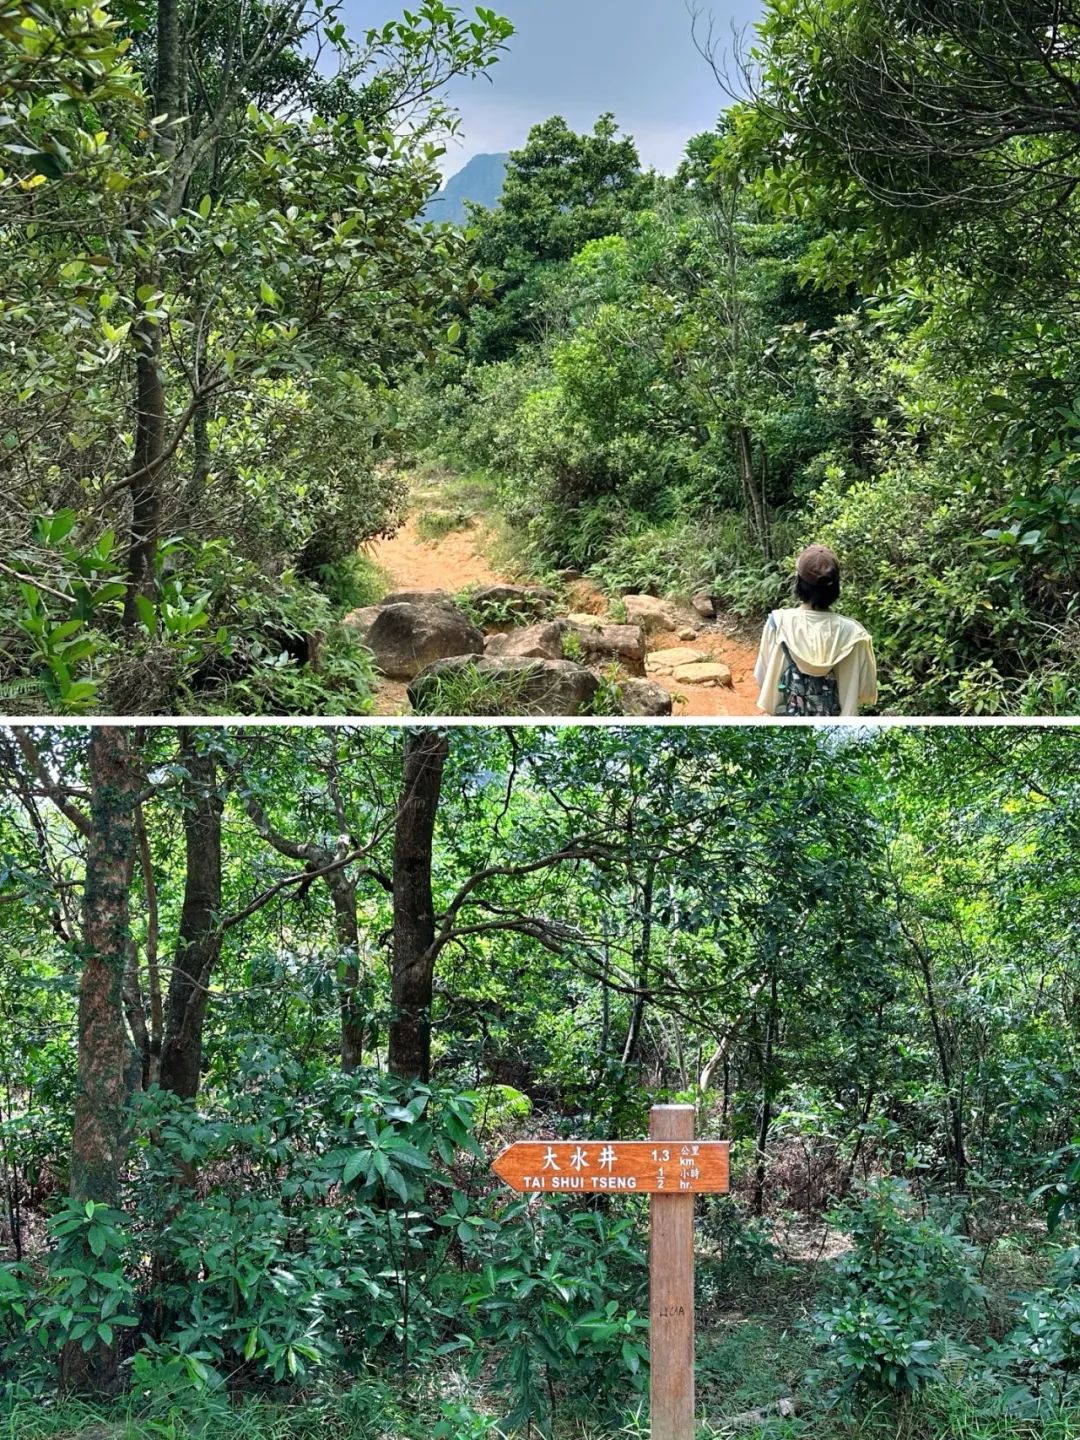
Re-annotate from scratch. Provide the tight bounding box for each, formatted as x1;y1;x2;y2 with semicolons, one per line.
491;1106;729;1440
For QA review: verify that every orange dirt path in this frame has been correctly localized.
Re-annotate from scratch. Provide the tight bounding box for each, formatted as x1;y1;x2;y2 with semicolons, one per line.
364;517;765;719
367;515;502;593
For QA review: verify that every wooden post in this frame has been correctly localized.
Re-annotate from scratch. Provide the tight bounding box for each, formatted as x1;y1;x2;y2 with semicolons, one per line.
650;1103;696;1440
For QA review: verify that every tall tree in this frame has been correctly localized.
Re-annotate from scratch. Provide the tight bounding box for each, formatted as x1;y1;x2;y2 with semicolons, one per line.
63;726;138;1392
389;728;450;1081
158;736;223;1101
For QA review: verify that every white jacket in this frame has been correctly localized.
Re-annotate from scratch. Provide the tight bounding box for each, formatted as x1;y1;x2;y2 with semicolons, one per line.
755;607;878;717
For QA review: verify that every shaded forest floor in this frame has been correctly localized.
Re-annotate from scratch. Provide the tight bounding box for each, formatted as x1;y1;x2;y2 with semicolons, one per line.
363;468;762;718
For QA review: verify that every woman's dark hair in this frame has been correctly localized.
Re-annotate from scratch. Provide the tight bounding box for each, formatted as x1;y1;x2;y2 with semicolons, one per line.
795;572;840;610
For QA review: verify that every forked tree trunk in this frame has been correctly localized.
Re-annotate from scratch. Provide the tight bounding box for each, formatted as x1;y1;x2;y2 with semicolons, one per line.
62;727;138;1394
158;738;222;1105
388;730;449;1082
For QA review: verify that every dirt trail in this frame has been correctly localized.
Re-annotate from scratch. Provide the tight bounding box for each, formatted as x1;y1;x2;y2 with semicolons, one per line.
368;513;503;593
365;513;763;719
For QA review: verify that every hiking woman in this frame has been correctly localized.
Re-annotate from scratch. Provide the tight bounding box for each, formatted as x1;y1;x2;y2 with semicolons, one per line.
754;545;878;717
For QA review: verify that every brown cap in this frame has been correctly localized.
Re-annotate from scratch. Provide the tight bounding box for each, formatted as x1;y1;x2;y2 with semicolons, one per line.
796;544;840;584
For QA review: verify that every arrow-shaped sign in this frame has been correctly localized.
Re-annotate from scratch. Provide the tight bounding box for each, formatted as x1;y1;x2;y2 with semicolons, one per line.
491;1138;730;1195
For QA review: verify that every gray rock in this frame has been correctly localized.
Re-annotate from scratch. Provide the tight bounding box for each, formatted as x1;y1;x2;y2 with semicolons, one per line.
647;646;708;674
380;589;457;609
366;602;484;680
623;594;678;636
408;655;600;716
485;620;567;661
618;679;673;717
692;592;716;620
672;661;733;688
567;621;646;673
678;627;699;642
343;605;382;637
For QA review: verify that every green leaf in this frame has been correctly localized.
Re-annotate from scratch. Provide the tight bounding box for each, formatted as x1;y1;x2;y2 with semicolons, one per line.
342;1152;369;1185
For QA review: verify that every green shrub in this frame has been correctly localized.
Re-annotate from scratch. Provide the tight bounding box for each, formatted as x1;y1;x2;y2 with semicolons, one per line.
312;554;389;613
991;1248;1080;1414
415;508;475;542
464;1200;648;1437
810;1178;985;1399
802;450;1080;715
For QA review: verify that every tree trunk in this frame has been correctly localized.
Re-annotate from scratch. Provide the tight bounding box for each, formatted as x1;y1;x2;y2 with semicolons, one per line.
122;0;182;622
328;872;366;1071
135;803;163;1086
912;938;967;1192
752;972;779;1218
158;738;222;1103
388;730;449;1083
62;727;138;1394
621;862;655;1067
123;317;168;624
736;424;770;562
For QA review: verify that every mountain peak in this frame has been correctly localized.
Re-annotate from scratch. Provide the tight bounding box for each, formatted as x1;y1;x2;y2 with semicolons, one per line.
426;152;508;225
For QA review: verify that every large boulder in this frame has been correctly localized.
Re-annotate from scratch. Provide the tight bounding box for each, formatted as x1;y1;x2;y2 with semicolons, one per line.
623;594;678;636
366;602;484;680
485;621;567;661
619;679;674;716
408;655;600;716
566;621;646;673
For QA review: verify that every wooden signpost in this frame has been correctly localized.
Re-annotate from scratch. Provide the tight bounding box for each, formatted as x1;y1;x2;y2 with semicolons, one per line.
491;1104;730;1440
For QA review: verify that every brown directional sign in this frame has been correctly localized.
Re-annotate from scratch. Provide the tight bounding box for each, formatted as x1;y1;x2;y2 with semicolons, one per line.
491;1138;729;1196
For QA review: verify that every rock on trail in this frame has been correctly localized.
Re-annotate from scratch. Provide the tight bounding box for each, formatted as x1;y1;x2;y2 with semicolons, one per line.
364;601;484;681
359;503;762;717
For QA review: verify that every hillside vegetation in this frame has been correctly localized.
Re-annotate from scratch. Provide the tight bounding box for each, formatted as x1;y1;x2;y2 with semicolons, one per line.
403;8;1080;716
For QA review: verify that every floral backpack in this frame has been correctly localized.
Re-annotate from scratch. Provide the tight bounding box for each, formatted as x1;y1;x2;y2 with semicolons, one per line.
777;639;841;717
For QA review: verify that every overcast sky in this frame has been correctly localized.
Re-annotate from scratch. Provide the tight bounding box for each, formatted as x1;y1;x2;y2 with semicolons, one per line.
348;1;765;177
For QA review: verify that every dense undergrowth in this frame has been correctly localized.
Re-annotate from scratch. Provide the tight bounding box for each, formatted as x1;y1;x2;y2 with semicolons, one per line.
3;727;1080;1437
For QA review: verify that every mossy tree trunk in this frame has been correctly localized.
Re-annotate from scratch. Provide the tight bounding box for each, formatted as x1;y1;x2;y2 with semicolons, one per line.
62;726;139;1394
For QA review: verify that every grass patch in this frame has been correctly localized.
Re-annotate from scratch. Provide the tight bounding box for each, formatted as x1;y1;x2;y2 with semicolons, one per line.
415;508;474;542
315;553;391;611
560;629;585;662
0;1377;497;1440
409;661;542;717
456;587;557;629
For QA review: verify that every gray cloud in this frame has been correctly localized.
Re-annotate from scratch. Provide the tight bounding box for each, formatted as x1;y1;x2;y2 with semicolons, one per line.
347;0;764;174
